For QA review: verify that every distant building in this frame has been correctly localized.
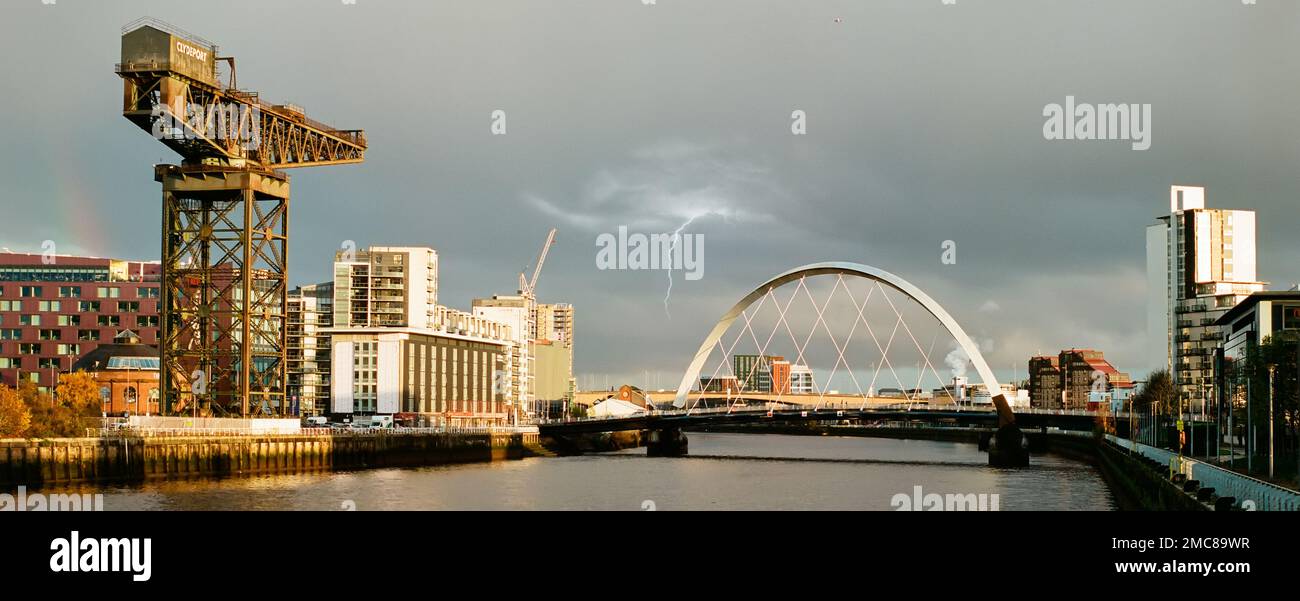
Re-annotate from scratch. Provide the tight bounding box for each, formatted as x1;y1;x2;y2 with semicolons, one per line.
0;252;160;393
771;359;791;395
1216;291;1300;397
535;303;573;347
1111;381;1136;405
534;303;574;411
534;339;574;414
470;296;574;420
1028;349;1131;410
1027;356;1062;409
327;327;509;428
733;354;783;392
1147;185;1264;411
789;364;815;394
590;398;643;418
611;384;651;408
327;245;516;426
287;282;333;417
70;330;161;416
931;376;970;404
472;295;532;412
333;246;438;329
699;375;740;394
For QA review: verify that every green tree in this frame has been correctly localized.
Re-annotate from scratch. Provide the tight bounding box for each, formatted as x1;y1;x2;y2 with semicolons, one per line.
0;384;32;438
1237;331;1300;472
1133;369;1176;414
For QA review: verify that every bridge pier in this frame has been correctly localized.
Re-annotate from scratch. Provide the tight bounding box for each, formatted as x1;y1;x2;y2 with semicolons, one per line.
987;424;1030;467
646;428;688;457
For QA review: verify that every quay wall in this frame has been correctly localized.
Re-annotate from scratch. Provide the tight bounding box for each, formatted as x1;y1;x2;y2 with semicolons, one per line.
0;431;540;488
687;423;1238;510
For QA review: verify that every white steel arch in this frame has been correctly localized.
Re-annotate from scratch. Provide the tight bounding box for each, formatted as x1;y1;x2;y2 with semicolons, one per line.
673;262;1003;408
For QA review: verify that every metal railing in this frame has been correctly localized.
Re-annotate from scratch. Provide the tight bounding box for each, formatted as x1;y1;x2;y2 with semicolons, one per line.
87;425;540;438
88;427;288;438
546;403;1129;425
1105;434;1300;511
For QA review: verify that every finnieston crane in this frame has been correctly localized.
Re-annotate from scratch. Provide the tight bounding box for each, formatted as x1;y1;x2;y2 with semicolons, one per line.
116;18;366;417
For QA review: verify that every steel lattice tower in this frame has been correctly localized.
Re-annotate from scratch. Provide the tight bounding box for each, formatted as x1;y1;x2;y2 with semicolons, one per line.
116;18;365;416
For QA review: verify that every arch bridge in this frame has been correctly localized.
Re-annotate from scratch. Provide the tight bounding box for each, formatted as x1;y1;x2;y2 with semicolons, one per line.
550;262;1033;465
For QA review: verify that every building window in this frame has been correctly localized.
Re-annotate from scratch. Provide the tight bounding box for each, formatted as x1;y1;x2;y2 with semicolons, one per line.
97;287;120;299
117;301;140;313
138;287;160;299
57;315;80;327
1283;305;1300;330
20;286;42;298
78;329;100;341
37;358;59;369
19;343;41;355
39;329;60;341
38;300;60;312
136;315;159;328
0;329;21;340
56;344;79;356
352;341;378;412
59;286;81;298
98;315;120;327
78;301;100;312
0;300;17;311
19;315;39;326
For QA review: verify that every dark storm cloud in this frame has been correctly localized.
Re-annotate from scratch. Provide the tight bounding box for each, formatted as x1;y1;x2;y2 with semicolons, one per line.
1;0;1297;385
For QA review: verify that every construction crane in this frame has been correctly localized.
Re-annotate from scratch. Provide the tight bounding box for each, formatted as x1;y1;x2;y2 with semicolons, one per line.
518;228;556;340
519;229;557;297
509;228;556;421
116;17;366;417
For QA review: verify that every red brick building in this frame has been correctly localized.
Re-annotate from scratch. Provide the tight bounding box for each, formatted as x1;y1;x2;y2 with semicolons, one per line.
1027;349;1132;410
0;252;160;393
771;359;792;395
70;330;161;416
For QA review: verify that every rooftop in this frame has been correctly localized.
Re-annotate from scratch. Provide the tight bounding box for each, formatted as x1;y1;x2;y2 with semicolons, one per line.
1214;291;1300;327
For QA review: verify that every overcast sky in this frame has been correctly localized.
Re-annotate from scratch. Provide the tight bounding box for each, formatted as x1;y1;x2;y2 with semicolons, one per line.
2;0;1297;389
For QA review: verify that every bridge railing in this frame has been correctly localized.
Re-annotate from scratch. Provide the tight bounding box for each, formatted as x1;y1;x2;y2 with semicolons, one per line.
1105;434;1300;511
544;404;1135;425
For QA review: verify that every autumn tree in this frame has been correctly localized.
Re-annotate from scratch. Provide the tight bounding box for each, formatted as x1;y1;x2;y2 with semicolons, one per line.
56;372;102;417
21;374;103;438
0;383;32;438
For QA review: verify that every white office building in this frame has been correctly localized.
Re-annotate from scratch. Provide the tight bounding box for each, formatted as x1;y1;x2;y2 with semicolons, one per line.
789;364;815;394
1145;185;1264;411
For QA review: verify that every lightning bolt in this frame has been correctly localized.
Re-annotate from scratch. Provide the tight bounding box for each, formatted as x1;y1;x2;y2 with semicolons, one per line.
664;214;700;319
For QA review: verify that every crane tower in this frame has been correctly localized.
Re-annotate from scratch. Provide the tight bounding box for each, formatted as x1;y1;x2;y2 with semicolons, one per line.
116;18;366;417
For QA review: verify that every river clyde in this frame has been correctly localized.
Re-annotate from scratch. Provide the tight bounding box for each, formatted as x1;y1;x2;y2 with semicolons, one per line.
54;433;1116;510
